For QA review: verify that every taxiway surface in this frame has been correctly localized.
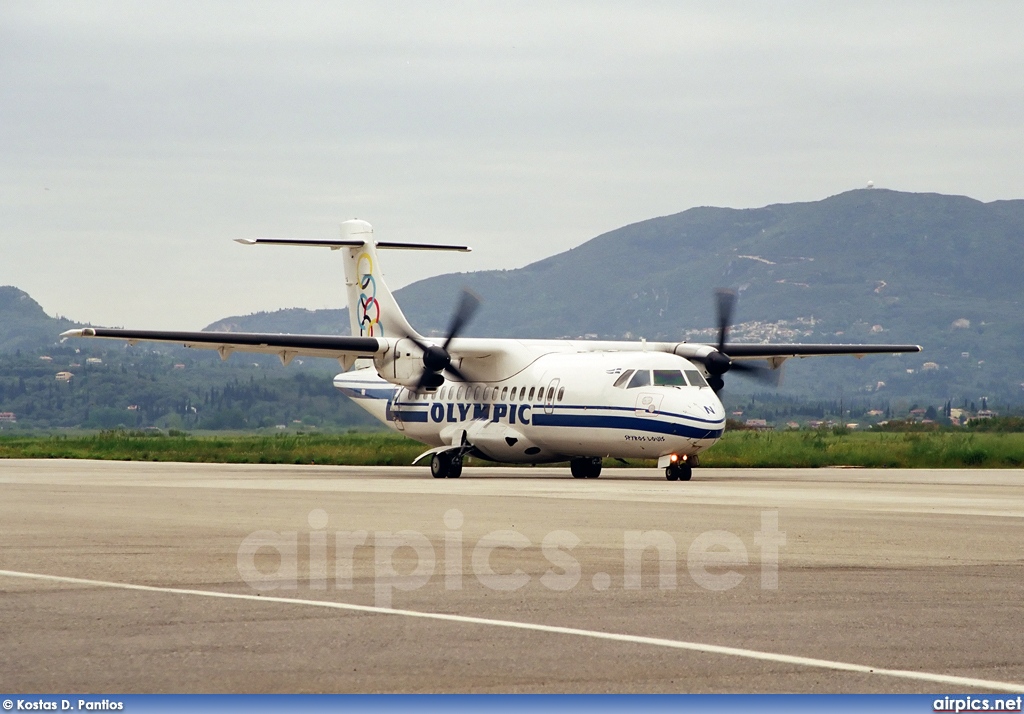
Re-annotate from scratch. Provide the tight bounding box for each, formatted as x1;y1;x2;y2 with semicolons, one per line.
1;460;1022;693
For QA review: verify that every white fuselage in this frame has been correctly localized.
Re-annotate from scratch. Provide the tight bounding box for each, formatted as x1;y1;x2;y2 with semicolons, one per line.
334;345;725;464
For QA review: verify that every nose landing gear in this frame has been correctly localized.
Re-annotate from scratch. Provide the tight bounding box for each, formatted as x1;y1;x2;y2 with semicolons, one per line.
663;454;694;481
665;463;692;481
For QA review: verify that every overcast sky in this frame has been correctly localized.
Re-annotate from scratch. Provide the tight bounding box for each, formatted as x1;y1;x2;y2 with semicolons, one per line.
2;2;1022;329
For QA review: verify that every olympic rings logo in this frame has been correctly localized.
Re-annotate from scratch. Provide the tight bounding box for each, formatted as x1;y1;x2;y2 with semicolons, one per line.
357;252;383;336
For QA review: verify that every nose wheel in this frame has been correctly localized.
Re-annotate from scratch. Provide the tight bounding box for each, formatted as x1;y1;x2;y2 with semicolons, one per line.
665;463;692;481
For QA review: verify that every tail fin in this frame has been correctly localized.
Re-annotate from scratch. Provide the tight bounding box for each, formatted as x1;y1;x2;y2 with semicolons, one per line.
339;220;418;339
237;220;470;340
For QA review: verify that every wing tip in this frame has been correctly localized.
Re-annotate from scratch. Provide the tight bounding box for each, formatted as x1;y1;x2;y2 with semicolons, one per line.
60;328;95;338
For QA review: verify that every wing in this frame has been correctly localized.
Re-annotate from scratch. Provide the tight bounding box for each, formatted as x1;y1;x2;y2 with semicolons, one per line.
722;343;922;360
60;328;386;368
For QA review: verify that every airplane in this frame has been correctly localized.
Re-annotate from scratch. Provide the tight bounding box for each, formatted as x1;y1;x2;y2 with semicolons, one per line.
62;219;922;481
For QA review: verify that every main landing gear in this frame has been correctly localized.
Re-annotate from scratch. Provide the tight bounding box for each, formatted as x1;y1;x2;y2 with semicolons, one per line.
430;452;463;479
570;457;603;479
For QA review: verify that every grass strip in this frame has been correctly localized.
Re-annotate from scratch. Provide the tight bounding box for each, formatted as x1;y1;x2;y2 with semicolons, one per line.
1;430;1023;468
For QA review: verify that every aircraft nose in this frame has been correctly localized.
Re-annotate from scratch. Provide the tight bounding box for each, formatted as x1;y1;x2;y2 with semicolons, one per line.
671;388;724;424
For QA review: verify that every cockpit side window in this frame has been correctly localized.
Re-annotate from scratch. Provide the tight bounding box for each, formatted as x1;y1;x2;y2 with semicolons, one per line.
653;370;687;387
627;370;652;389
612;369;634;388
684;370;709;388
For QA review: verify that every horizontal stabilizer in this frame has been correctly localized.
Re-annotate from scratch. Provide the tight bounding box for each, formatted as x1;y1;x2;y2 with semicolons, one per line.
236;238;471;252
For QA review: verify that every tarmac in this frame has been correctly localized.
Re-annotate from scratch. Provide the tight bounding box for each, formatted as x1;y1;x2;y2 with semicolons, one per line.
1;459;1022;693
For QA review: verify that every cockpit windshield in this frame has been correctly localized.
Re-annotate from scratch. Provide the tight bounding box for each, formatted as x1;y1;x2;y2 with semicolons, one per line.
684;370;709;388
626;370;652;388
613;368;710;388
653;370;687;387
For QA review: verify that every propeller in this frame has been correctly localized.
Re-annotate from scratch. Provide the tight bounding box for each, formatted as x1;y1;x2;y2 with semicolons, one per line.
695;289;779;393
407;289;481;392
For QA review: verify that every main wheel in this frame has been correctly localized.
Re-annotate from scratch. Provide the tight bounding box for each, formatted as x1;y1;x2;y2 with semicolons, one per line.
570;457;602;479
665;467;678;481
447;454;463;478
430;453;450;479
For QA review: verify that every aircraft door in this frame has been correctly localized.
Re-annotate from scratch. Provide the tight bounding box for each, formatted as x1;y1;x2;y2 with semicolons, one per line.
543;378;560;415
387;388;405;431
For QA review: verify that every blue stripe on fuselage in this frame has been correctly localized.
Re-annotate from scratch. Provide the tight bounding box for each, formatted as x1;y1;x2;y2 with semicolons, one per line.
556;403;723;426
530;412;722;439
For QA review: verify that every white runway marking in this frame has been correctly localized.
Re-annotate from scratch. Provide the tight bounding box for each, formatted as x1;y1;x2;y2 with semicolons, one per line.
3;568;1022;692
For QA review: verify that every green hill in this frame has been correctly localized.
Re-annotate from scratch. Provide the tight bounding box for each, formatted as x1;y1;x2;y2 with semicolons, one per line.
205;308;347;335
0;287;80;353
395;189;1023;337
206;189;1024;401
388;189;1024;400
7;189;1024;405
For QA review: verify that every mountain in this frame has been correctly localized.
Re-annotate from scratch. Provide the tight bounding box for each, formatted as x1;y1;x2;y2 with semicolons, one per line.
7;189;1024;403
0;287;81;353
205;189;1024;401
205;308;346;336
395;189;1024;338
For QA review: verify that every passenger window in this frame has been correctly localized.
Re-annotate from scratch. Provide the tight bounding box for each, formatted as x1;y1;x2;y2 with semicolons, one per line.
528;387;535;400
510;387;517;401
501;386;508;400
653;370;687;387
456;386;464;400
546;387;554;401
684;370;709;388
627;370;652;389
491;387;499;401
473;386;481;400
612;370;634;388
557;387;565;402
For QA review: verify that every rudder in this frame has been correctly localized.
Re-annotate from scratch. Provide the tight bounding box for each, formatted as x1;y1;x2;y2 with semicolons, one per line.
340;220;419;340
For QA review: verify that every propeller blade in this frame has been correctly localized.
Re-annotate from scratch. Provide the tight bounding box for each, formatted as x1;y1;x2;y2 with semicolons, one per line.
409;288;481;393
729;360;782;386
442;289;481;352
697;288;780;392
444;363;471;383
714;288;736;352
414;370;445;392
